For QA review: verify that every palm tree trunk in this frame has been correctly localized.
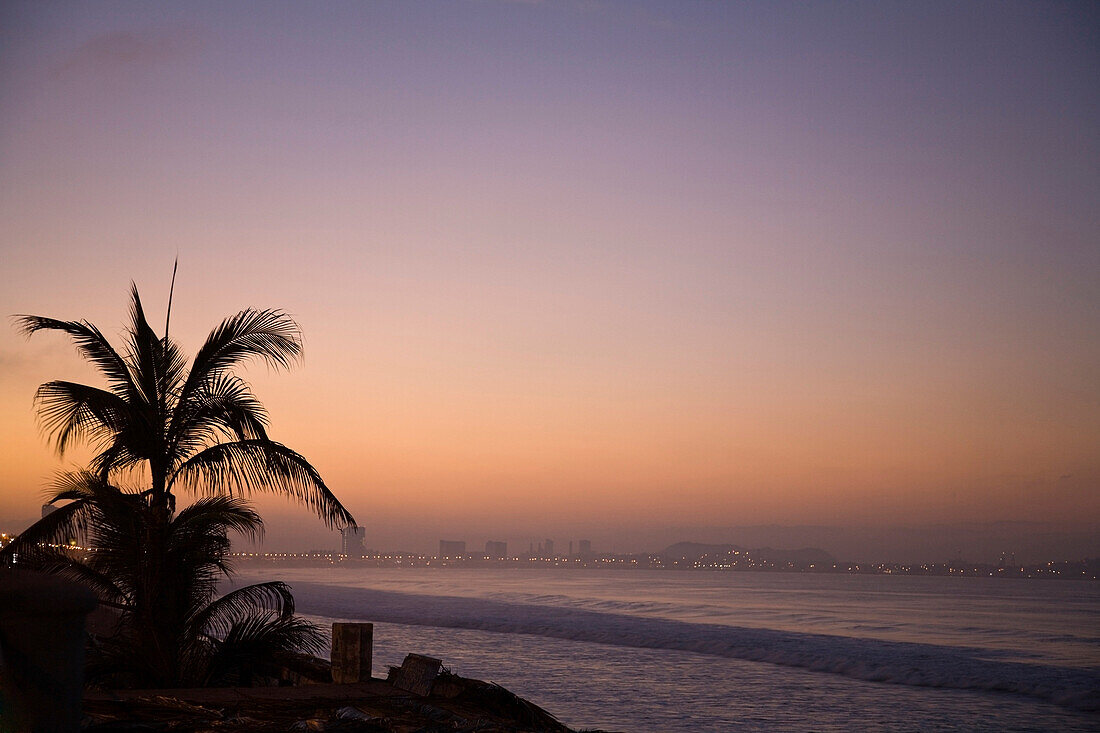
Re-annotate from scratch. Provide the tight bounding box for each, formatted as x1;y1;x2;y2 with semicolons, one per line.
150;459;173;517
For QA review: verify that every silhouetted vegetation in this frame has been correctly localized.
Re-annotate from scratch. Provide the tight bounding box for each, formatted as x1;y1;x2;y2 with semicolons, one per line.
2;283;355;687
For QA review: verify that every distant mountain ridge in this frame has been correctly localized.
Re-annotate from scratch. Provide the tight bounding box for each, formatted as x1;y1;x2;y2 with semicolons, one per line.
661;542;834;565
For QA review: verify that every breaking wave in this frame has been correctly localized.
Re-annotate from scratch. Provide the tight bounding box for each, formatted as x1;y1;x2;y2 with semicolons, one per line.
289;582;1100;712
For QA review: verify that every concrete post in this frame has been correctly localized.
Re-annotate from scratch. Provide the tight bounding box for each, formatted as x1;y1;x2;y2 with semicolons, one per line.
331;622;373;683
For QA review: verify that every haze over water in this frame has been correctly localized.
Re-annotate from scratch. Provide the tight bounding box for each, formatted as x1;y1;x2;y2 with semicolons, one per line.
2;3;1098;554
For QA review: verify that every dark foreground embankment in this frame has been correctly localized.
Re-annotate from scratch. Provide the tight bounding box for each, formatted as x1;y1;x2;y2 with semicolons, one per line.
82;673;594;733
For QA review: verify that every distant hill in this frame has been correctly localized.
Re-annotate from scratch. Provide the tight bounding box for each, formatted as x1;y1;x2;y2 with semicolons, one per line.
660;541;834;565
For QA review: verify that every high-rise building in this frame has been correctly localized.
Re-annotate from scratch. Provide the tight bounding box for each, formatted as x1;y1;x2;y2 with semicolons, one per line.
439;539;466;557
544;538;554;557
41;504;57;519
485;540;507;559
341;526;366;556
579;539;592;560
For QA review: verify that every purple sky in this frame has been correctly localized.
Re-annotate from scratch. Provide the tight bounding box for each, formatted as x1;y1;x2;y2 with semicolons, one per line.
1;2;1097;556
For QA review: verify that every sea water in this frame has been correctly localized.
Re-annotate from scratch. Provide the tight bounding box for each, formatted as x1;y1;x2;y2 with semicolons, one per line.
234;567;1100;732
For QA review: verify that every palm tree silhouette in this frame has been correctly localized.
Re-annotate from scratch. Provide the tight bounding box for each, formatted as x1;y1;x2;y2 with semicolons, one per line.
16;472;326;687
3;281;355;686
13;283;353;526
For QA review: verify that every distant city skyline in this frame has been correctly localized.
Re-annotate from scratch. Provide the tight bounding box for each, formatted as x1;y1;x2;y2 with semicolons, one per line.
237;519;1094;566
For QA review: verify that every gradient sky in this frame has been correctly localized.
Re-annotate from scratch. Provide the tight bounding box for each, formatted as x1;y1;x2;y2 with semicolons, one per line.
1;1;1097;554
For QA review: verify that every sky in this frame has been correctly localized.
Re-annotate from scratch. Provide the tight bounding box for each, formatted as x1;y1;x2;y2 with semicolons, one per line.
1;1;1097;559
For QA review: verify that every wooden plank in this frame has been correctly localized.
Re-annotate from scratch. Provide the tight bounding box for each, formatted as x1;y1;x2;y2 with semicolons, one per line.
330;623;373;683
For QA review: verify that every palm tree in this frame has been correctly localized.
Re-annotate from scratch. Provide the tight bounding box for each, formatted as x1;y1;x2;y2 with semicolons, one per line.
12;472;326;687
11;283;354;526
2;282;355;685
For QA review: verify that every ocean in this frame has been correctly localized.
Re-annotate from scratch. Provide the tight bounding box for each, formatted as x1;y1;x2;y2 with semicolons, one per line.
235;567;1100;732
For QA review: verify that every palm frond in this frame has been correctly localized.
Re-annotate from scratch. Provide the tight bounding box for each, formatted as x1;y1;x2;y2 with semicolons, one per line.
168;373;269;462
160;497;267;612
71;484;152;599
159;336;188;410
124;284;167;410
48;468;107;498
89;442;147;481
172;495;265;543
169;439;356;528
194;308;303;375
0;487;95;565
203;611;327;686
221;612;326;656
188;581;294;639
33;381;130;455
31;552;126;605
12;315;137;399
